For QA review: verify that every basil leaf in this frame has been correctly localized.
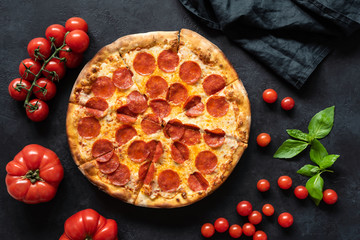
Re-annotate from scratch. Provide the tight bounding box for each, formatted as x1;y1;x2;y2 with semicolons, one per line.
308;106;335;139
319;154;339;169
297;164;320;177
306;173;324;206
286;129;309;142
309;139;328;166
273;139;309;159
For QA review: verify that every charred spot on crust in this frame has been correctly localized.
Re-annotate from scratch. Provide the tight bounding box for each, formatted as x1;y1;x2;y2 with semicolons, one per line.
181;192;187;199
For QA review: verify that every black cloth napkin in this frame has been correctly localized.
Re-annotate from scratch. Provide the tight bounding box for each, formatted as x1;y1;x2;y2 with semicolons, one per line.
179;0;360;88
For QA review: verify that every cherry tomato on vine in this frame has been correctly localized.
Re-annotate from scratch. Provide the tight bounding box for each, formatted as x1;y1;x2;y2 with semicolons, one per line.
257;179;270;192
294;185;308;199
237;200;253;216
65;17;88;32
27;37;52;60
281;97;295;110
65;30;89;53
257;133;271;147
278;176;292;189
33;78;57;101
278;212;293;228
214;217;229;233
8;78;31;101
201;223;215;238
262;204;274;216
323;189;338;205
229;224;242;238
248;211;262;225
242;223;256;237
45;24;66;47
253;230;267;240
59;45;83;68
26;99;49;122
262;89;277;103
19;58;41;81
42;59;66;81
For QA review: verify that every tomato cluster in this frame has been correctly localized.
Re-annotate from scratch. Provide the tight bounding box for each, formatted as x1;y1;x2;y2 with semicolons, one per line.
262;88;295;110
8;17;89;122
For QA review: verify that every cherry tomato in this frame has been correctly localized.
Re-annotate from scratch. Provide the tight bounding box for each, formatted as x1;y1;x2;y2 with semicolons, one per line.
19;58;41;81
229;224;242;238
201;223;215;238
59;45;83;68
262;204;274;216
278;212;293;228
248;211;262;225
257;133;271;147
281;97;295;110
323;189;338;205
294;185;308;199
237;200;253;216
262;89;277;103
45;24;66;47
8;78;31;101
257;179;270;192
65;30;89;53
26;99;49;122
42;59;66;81
242;223;256;237
214;217;229;233
65;17;88;32
278;176;292;190
33;78;57;101
253;230;267;240
27;37;52;60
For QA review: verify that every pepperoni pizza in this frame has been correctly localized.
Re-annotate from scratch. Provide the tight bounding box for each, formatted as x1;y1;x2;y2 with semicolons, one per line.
66;29;251;208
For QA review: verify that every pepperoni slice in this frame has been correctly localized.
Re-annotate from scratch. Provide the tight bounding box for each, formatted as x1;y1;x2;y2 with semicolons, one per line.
157;50;179;73
85;97;108;118
171;141;189;164
180;124;201;146
146;140;163;163
144;163;155;185
206;96;229;117
91;139;113;158
126;91;148;114
203;74;226;95
166;83;188;105
163;119;185;141
91;76;116;99
138;161;151;182
204;129;226;148
128;140;150;163
179;61;202;84
108;163;130;186
112;67;133;90
141;114;161;135
133;52;156;75
183;95;204;117
195;151;218;174
149;99;171;118
146;76;168;99
116;105;138;124
77;117;101;139
188;172;209;192
98;153;120;174
158;169;180;192
96;150;114;163
115;125;137;146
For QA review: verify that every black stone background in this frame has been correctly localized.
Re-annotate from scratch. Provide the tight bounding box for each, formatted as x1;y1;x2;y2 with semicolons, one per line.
0;1;359;239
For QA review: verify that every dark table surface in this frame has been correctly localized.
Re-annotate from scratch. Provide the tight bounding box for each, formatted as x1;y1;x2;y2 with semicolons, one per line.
1;1;360;239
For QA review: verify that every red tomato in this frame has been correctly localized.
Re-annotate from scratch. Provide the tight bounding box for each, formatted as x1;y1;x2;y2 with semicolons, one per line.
201;223;215;238
5;144;63;204
214;217;229;233
27;37;52;60
262;204;274;216
294;185;308;199
257;179;270;192
242;223;256;237
19;58;41;81
60;209;118;240
248;211;262;225
59;45;83;68
8;78;31;101
42;59;66;81
278;212;294;228
237;200;253;216
323;189;338;205
257;133;271;147
281;97;295;110
45;24;66;47
65;30;89;53
33;78;57;101
65;17;88;32
253;230;267;240
278;175;292;189
25;99;49;122
229;224;242;238
262;89;277;103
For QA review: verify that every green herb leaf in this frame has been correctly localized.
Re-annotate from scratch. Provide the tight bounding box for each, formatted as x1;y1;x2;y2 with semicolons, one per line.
286;129;309;142
308;106;335;139
309;139;328;166
273;139;309;159
306;173;324;206
297;164;320;177
319;154;339;169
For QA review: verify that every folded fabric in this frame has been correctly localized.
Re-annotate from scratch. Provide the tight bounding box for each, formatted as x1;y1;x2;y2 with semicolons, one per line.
179;0;360;88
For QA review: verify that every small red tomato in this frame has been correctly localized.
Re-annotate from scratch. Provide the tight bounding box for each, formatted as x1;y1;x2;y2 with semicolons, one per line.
201;223;215;238
45;24;66;47
214;217;229;233
65;30;89;53
33;78;57;101
262;89;277;103
59;45;83;68
237;200;253;216
257;179;270;192
281;97;295;110
27;37;52;60
242;223;256;237
294;185;308;199
262;204;274;216
19;58;41;81
43;59;66;81
65;17;88;32
278;212;294;228
8;78;31;101
278;176;292;190
257;133;271;147
248;211;262;225
229;224;242;238
323;189;338;205
253;230;267;240
26;99;49;122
